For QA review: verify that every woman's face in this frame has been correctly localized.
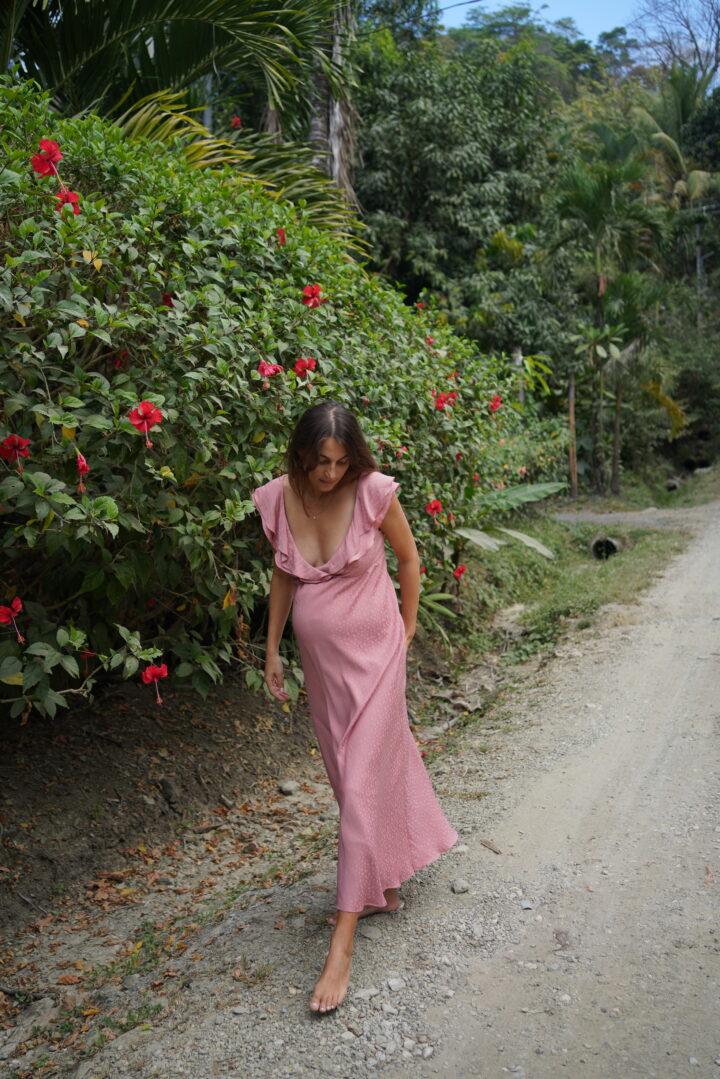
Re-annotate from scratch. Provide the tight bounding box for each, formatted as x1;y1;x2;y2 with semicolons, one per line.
306;437;350;496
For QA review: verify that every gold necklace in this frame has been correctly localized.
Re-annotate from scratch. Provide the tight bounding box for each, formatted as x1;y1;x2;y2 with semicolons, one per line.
304;492;332;519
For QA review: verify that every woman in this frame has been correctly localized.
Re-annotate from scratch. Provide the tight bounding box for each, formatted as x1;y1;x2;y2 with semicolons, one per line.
253;401;456;1014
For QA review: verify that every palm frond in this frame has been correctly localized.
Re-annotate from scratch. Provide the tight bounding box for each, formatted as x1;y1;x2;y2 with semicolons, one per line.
10;0;338;115
115;91;364;242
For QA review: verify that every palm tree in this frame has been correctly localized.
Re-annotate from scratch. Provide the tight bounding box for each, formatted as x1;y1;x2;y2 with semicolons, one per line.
632;64;717;207
4;0;338;117
601;272;668;494
3;0;360;234
555;147;666;492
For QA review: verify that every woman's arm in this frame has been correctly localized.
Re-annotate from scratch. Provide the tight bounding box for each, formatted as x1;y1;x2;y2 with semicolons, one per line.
264;564;295;701
380;495;420;649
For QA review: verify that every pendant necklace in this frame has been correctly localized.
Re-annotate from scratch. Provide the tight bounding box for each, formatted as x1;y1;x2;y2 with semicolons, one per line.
305;497;327;520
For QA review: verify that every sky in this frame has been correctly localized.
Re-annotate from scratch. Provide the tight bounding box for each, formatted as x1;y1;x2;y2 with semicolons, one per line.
438;0;640;43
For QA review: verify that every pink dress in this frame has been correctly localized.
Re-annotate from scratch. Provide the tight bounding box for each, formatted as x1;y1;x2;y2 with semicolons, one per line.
252;470;457;912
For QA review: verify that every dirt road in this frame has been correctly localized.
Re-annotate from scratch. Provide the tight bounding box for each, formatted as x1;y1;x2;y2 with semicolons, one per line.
3;502;719;1079
395;501;720;1079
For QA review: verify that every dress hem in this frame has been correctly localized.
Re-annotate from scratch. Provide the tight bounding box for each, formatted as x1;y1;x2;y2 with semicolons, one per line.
335;830;458;913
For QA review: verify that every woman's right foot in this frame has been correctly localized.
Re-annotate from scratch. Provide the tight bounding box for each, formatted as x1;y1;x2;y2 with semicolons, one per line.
310;935;353;1013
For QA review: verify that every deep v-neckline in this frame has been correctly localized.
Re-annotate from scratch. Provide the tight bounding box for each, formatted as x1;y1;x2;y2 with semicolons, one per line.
282;477;360;570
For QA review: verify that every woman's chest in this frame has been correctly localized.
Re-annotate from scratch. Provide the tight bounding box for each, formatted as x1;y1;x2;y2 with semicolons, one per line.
284;487;357;567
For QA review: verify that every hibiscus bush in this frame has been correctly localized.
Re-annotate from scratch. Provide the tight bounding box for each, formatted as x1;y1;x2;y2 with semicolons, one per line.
0;77;565;719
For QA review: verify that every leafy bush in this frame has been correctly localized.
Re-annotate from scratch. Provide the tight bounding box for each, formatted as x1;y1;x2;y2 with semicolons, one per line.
0;77;565;718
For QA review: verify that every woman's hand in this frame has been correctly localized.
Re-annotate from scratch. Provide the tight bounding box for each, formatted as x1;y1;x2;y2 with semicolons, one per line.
265;652;290;702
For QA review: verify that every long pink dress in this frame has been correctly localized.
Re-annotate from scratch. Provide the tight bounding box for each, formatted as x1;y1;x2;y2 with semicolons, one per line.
252;470;457;912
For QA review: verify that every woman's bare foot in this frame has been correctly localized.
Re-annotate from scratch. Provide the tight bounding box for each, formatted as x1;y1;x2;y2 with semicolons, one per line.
310;915;356;1014
327;888;400;927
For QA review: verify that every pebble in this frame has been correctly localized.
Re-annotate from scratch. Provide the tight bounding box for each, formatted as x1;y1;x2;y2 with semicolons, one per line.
387;977;406;992
358;923;382;942
355;987;380;1001
278;780;299;794
451;878;470;894
382;1002;398;1014
520;900;534;910
423;1046;435;1059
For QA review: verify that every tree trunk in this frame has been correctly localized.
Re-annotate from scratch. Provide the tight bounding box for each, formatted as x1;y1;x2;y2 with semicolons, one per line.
309;3;357;203
610;385;622;496
590;358;606;495
568;371;578;500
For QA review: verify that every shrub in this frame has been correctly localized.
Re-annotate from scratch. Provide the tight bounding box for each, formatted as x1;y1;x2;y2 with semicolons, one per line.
0;77;565;718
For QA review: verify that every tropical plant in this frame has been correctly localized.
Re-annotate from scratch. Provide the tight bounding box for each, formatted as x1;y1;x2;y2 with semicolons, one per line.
632;64;718;207
115;90;362;241
0;77;565;719
3;0;338;118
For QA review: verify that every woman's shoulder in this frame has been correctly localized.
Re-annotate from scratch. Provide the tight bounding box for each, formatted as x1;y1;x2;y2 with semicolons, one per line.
357;470;399;528
359;469;396;493
253;473;285;500
252;474;286;519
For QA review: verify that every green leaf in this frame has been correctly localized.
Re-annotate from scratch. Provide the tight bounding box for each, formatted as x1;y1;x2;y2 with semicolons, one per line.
493;527;555;559
456;528;505;552
123;655;139;678
0;656;22;679
59;655;80;678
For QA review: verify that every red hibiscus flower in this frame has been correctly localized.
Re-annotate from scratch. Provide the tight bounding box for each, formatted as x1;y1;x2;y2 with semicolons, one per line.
258;360;283;377
420;565;426;574
453;564;467;579
426;336;435;346
434;392;449;410
455;452;463;462
161;292;174;307
489;394;503;413
142;663;168;706
129;401;163;448
276;227;286;245
301;284;327;308
396;445;408;457
0;597;25;644
112;350;128;369
31;139;63;176
1;434;30;472
448;391;458;403
426;499;442;517
76;452;89;493
54;190;80;215
416;301;426;309
473;473;480;484
230;116;242;129
293;357;317;377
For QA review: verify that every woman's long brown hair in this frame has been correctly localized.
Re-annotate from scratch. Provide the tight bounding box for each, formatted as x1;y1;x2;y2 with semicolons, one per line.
285;401;377;505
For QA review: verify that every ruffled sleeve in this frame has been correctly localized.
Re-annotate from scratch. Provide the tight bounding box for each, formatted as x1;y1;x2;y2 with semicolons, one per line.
252;476;286;551
356;471;399;531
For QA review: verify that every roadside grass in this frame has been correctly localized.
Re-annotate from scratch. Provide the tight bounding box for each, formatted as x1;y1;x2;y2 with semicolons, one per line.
442;508;689;670
560;463;720;513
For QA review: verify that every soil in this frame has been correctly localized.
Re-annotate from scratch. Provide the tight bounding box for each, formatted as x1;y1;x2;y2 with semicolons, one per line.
1;500;719;1079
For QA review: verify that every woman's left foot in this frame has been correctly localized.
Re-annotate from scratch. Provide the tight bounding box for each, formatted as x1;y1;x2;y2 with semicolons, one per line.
327;889;400;927
309;938;352;1014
